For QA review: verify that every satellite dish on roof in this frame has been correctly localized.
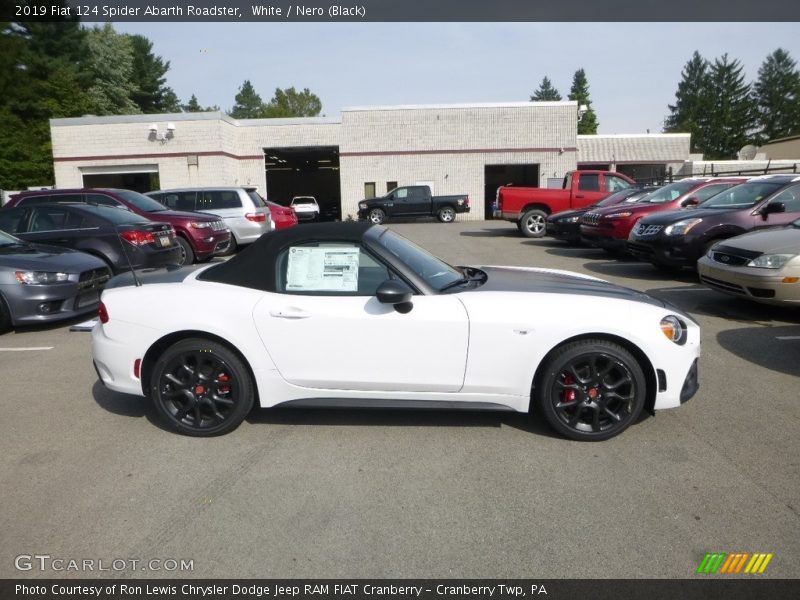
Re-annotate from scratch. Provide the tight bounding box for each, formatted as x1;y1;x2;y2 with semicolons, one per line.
739;145;758;160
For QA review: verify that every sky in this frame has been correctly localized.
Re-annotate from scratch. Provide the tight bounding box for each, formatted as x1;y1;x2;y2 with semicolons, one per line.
113;22;800;134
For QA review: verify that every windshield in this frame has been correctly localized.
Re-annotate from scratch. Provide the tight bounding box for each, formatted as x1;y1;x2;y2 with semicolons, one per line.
0;230;24;246
374;229;463;291
247;190;267;207
638;180;699;204
292;198;316;205
83;205;154;225
114;189;172;212
597;189;646;208
701;181;784;209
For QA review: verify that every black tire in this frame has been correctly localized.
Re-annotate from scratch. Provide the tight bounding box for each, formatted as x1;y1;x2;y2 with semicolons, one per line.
176;236;195;265
519;209;548;238
437;206;456;223
0;294;12;334
368;208;386;225
218;236;238;257
534;339;646;441
151;338;255;437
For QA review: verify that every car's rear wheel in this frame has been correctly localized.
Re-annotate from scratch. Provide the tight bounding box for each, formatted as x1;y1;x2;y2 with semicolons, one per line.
368;208;386;224
176;237;195;265
437;206;456;223
535;339;646;441
519;209;547;238
151;338;254;436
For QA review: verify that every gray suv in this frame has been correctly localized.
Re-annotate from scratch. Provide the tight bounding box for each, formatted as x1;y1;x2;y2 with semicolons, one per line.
148;187;273;253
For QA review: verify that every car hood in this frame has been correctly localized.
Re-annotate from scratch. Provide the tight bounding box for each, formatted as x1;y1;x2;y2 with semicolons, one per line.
639;207;735;225
471;266;665;307
0;243;106;272
549;208;589;221
147;209;217;222
714;225;800;255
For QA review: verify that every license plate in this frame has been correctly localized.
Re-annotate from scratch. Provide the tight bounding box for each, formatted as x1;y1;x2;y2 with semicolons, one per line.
159;236;172;247
75;290;99;309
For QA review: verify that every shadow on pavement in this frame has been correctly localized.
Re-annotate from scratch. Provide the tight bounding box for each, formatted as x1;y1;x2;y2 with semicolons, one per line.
92;380;171;432
459;227;519;238
583;259;700;283
716;325;800;377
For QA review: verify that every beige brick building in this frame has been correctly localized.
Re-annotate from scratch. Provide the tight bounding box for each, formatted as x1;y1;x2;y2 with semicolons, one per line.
50;101;695;220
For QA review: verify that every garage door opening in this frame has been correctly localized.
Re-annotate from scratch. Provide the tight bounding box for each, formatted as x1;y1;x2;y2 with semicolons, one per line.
265;146;340;221
484;164;539;219
81;165;160;193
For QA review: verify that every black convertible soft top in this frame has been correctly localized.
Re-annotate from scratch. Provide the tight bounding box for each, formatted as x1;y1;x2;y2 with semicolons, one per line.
198;221;378;292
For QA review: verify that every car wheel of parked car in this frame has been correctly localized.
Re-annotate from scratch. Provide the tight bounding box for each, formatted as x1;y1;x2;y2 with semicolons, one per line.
0;294;12;334
437;206;456;223
176;237;195;265
151;338;254;437
368;208;386;224
535;339;646;441
519;209;547;238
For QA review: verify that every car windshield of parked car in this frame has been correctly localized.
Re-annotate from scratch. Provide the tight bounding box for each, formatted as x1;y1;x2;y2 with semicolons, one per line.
596;189;642;208
292;198;316;205
700;182;784;209
0;230;25;246
638;180;699;204
114;189;171;213
374;230;463;291
247;191;267;207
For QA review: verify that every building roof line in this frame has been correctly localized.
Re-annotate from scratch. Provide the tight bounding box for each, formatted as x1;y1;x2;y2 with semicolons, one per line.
343;101;577;112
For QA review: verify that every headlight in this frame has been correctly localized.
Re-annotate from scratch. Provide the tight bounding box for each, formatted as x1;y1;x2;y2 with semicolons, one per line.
359;202;367;210
606;212;632;219
566;215;581;223
15;271;70;285
660;315;687;345
190;221;212;229
747;254;795;269
664;218;702;236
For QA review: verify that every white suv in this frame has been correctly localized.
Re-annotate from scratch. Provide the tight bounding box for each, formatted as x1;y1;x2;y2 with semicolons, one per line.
149;187;274;253
290;196;320;222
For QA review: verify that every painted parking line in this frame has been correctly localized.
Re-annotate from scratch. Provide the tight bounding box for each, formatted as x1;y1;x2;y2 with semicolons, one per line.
775;336;800;340
0;346;54;352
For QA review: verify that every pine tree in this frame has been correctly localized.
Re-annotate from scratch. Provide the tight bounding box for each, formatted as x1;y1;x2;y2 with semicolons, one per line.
664;51;711;153
754;48;800;143
182;94;220;113
262;87;322;117
230;80;264;118
128;34;181;113
568;69;598;134
531;76;562;101
702;54;758;159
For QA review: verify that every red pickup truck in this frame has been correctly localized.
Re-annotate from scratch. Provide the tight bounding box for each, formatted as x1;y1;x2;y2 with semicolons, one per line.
494;170;636;237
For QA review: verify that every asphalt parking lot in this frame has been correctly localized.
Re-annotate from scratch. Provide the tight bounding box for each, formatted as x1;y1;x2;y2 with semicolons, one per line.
1;219;798;579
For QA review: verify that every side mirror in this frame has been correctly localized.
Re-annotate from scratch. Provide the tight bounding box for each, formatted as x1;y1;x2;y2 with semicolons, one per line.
681;196;700;207
376;279;413;313
762;201;785;217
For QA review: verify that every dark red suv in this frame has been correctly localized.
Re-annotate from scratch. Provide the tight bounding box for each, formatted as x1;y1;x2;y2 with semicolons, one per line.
5;189;230;265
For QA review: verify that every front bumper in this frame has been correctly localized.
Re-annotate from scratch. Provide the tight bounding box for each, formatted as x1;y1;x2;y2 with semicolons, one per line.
580;226;628;250
627;233;701;267
189;230;232;259
546;220;581;242
697;256;800;305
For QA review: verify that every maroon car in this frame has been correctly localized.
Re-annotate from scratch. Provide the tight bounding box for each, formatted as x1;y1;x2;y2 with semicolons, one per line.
5;189;230;265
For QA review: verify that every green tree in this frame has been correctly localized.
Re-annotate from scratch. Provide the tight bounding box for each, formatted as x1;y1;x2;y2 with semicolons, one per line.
664;51;711;153
85;23;140;115
263;87;322;117
230;80;264;118
568;68;598;134
128;34;181;113
754;48;800;143
182;94;220;112
530;76;562;101
702;54;758;159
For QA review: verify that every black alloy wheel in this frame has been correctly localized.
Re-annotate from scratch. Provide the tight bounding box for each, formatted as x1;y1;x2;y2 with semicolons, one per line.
536;340;646;441
151;339;254;436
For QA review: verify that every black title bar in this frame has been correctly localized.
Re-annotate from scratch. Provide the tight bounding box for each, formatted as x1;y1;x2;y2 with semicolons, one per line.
4;0;800;22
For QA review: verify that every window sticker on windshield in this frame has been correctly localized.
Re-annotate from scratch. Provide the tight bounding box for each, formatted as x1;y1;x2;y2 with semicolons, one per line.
286;246;359;292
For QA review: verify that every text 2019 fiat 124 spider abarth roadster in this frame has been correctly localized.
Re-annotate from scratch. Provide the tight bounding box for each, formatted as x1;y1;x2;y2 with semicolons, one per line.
92;222;700;441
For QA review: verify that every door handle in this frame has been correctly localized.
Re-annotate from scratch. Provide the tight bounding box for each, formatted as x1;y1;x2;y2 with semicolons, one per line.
269;308;311;319
575;194;585;199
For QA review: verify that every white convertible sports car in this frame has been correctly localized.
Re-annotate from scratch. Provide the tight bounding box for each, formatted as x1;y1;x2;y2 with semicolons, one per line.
92;222;700;441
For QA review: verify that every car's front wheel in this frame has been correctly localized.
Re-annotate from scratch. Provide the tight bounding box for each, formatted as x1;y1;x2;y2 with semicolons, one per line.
175;237;195;266
519;209;547;238
0;294;12;334
151;338;254;436
535;339;646;441
368;208;386;224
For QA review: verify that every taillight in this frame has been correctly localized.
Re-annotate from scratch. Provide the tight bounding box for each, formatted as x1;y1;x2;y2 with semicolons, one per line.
465;196;470;206
119;230;155;245
245;212;266;222
98;301;109;323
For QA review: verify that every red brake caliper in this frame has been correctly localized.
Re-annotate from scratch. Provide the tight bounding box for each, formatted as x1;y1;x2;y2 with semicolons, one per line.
218;373;230;394
563;373;576;410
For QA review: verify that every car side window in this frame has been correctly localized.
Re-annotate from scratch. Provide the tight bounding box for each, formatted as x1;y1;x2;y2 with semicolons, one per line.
84;193;122;208
768;185;800;213
0;208;28;234
276;242;391;296
579;174;600;191
30;207;73;231
201;190;241;210
395;188;409;200
164;192;196;211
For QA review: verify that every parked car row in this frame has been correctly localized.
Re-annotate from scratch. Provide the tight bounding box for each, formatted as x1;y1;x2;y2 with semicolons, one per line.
544;173;800;306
